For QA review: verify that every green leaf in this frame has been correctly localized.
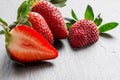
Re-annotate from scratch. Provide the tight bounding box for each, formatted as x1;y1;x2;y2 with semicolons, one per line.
94;14;103;26
0;30;4;34
17;0;31;19
54;3;66;7
17;1;27;19
28;0;31;5
99;22;119;33
84;5;94;21
71;9;78;21
20;2;29;18
49;0;67;7
65;17;76;29
23;21;32;27
64;17;76;24
50;0;67;4
17;0;31;25
66;23;72;29
0;18;8;26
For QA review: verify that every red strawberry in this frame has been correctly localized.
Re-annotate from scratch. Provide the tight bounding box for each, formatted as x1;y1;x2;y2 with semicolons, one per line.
28;12;54;44
32;0;68;39
66;5;118;48
69;20;99;48
0;18;58;63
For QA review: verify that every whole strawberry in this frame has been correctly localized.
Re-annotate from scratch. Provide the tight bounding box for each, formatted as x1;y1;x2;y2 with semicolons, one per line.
28;12;54;44
69;19;99;48
66;5;118;48
32;0;68;39
0;19;58;63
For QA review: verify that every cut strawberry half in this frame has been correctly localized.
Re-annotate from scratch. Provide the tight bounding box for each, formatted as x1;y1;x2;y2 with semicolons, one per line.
6;25;58;63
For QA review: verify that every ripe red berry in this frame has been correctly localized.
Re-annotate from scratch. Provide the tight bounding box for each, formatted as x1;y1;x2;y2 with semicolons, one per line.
7;25;58;63
32;0;68;39
28;12;54;44
69;19;99;48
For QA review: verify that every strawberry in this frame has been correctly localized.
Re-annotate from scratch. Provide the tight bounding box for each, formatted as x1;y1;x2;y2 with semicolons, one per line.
0;19;58;63
28;12;54;44
69;20;99;48
31;0;68;39
66;5;118;48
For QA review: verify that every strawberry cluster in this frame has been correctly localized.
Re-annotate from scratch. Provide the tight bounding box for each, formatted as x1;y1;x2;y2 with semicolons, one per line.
0;0;118;63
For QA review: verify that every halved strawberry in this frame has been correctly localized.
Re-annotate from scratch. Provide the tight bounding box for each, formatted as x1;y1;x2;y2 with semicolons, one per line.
32;0;68;39
8;25;58;63
28;12;54;44
0;18;58;63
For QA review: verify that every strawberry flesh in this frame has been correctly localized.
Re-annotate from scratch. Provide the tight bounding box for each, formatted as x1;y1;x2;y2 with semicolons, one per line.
6;25;58;63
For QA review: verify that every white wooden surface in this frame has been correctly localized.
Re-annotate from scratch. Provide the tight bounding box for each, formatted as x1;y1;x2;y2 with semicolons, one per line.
0;0;120;80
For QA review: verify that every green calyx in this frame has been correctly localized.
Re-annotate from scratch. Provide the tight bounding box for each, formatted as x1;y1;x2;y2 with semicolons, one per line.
98;22;118;33
64;9;78;29
17;0;30;20
0;18;11;44
65;5;119;33
31;0;39;7
84;5;119;33
9;0;32;30
0;18;9;32
94;14;102;26
85;5;94;21
47;0;67;7
17;0;31;26
30;0;67;7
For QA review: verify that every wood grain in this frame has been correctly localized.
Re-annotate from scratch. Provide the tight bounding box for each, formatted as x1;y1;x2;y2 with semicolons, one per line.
0;0;120;80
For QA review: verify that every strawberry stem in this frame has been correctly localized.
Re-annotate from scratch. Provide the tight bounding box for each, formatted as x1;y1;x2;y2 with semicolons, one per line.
0;30;4;35
0;18;10;32
0;18;11;43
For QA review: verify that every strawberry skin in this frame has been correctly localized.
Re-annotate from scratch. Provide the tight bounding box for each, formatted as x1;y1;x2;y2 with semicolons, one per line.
6;25;58;63
32;0;68;39
28;12;54;44
69;20;99;48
